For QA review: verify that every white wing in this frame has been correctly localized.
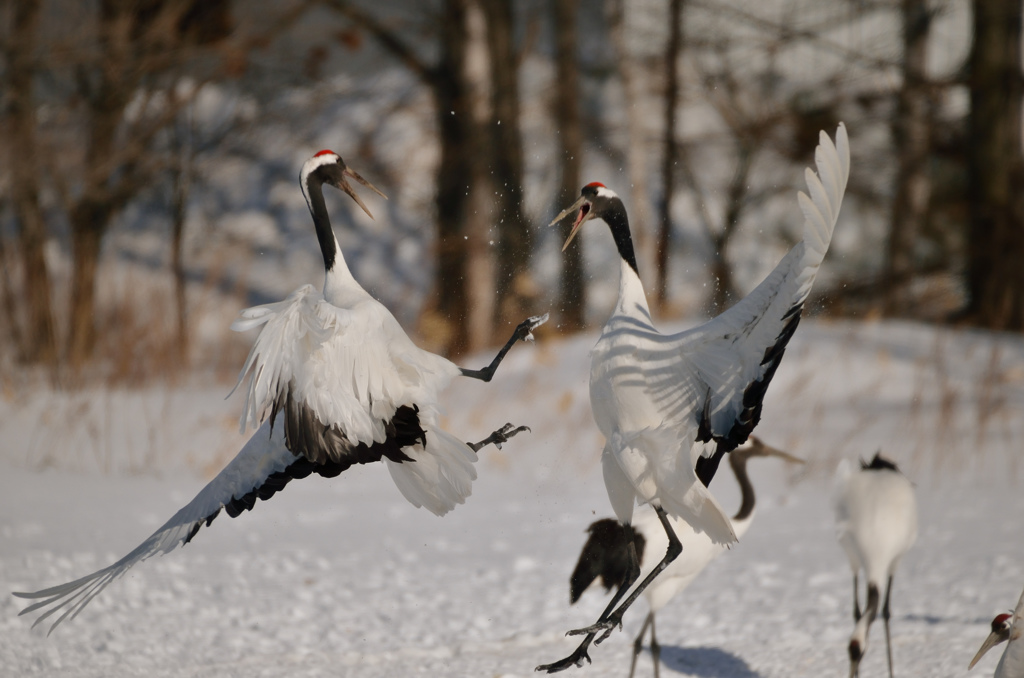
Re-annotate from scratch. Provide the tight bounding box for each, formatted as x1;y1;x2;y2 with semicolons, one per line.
13;422;297;635
646;124;849;451
232;284;462;465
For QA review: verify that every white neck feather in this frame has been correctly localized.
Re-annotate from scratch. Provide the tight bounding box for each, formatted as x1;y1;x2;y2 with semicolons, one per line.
614;257;651;319
323;245;370;306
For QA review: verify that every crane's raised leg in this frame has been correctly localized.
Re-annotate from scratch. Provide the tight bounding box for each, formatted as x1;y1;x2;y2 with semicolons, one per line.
537;506;682;673
628;612;654;678
882;575;894;678
467;423;530;452
459;314;548;382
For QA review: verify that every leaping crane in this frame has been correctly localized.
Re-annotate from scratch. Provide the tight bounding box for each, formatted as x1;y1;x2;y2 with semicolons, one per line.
14;150;546;634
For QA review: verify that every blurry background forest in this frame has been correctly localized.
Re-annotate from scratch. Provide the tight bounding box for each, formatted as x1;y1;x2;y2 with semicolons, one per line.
2;0;1024;387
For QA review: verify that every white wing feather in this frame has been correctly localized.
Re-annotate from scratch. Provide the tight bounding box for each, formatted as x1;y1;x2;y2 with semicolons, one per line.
650;124;849;442
13;422;294;635
232;285;461;451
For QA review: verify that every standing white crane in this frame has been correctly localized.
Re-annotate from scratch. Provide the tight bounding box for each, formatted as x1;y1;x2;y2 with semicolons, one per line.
569;436;804;678
536;124;849;672
969;586;1024;678
14;150;546;634
834;453;918;678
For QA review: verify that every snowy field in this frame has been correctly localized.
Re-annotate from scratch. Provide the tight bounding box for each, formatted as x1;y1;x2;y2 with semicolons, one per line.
2;319;1024;677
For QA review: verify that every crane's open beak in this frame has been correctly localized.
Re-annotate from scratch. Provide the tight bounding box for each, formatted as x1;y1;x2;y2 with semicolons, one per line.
969;628;1008;669
549;195;593;252
335;167;388;220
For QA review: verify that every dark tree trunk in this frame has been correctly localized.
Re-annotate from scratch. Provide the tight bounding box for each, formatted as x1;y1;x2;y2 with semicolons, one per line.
708;144;753;315
68;200;111;370
553;0;585;331
433;0;474;355
656;0;683;311
170;151;190;364
482;0;534;333
608;0;652;288
965;0;1024;330
4;0;57;366
885;0;933;316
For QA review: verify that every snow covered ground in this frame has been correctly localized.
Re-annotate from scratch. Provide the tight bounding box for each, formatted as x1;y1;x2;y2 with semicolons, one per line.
2;319;1024;677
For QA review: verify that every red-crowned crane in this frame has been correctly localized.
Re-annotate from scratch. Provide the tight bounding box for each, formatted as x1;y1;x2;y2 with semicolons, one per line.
537;124;849;672
14;150;546;634
834;453;918;678
569;437;803;678
969;586;1024;678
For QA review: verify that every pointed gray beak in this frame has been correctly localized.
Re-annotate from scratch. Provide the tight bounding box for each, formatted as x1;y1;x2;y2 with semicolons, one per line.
969;629;1008;669
336;167;388;220
745;436;806;465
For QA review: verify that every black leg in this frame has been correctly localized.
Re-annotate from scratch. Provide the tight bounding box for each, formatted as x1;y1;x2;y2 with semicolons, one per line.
650;613;661;678
536;523;641;673
537;507;682;673
628;612;653;678
577;506;680;642
467;423;530;452
459;314;548;382
853;573;861;622
883;575;894;678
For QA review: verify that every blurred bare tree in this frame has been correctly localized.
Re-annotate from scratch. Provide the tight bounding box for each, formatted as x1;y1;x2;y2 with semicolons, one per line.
655;0;683;312
329;0;535;355
3;0;56;367
964;0;1024;330
553;0;586;331
886;0;936;316
482;0;536;332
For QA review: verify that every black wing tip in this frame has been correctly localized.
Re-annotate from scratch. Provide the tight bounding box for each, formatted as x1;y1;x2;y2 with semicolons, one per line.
569;520;641;604
861;452;899;472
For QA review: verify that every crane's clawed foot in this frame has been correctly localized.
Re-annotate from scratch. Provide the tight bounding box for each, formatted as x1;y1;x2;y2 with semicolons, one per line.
535;644;592;673
491;423;530;450
516;313;549;342
469;423;531;452
566;617;618;638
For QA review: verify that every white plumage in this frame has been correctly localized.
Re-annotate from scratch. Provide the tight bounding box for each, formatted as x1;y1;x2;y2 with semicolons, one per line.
569;438;803;678
538;125;849;672
834;454;919;678
14;150;540;634
970;587;1024;678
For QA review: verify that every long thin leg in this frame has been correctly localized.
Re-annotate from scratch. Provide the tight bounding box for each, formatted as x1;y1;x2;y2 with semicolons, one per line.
537;506;682;673
628;612;654;678
467;423;530;452
459;314;548;382
853;572;861;622
882;574;894;678
536;523;641;673
575;506;681;640
650;613;661;678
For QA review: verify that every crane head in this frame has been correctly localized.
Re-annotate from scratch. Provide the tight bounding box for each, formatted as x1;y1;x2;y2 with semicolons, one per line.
301;150;387;220
549;182;620;252
969;612;1013;669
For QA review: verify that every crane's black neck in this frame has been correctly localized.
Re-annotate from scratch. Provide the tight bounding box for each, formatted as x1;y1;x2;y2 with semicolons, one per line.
603;200;639;276
729;451;756;522
305;175;338;272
